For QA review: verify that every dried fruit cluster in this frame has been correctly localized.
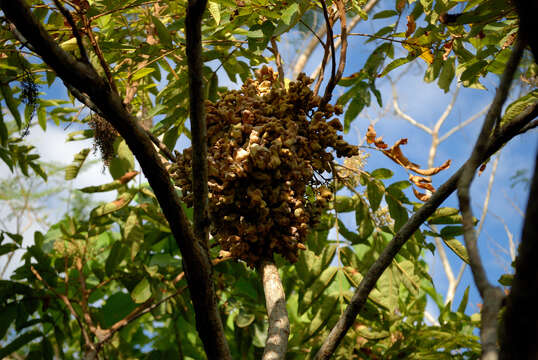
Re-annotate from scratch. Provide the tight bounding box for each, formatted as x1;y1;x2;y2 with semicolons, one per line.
170;66;358;266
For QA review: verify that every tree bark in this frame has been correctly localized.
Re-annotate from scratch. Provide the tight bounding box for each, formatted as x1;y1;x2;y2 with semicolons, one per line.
259;259;289;360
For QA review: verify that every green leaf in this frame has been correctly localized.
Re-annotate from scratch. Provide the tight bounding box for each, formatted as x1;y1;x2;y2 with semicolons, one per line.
151;16;173;48
440;226;464;238
460;60;487;82
208;1;221;25
65;148;90;180
0;84;22;129
131;278;152;303
386;195;408;232
0;330;42;358
0;303;17;338
371;168;393;179
90;191;135;218
0;243;18;256
78;179;125;193
99;292;137;328
379;57;412;77
501;90;538;127
281;3;299;25
498;274;513;286
344;97;365;132
124;211;144;260
109;139;134;179
300;266;337;313
438;56;455;93
105;241;127;276
305;293;338;339
457;286;470;313
132;67;155;81
334;195;356;213
367;179;384;212
235;310;255;328
373;10;399;19
442;237;470;264
428;207;461;224
37;106;47;131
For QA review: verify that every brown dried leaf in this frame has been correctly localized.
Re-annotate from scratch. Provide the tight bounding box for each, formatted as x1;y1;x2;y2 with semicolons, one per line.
366;124;377;144
443;39;454;60
405;15;416;38
397;0;406;12
478;162;487;176
409;174;435;191
119;170;139;184
502;33;516;50
412;187;431;201
382;139;420;168
409;159;451;176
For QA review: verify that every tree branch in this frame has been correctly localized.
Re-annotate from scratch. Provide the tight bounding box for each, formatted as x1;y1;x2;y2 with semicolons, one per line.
0;1;229;359
185;0;232;358
456;37;524;359
259;259;289;360
314;97;538;360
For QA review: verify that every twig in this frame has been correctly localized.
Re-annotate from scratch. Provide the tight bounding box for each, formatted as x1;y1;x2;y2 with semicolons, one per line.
439;104;490;143
314;92;538;360
30;265;96;354
270;38;285;87
322;0;347;104
312;1;333;97
391;81;433;134
292;0;379;79
185;0;232;358
456;37;525;359
90;0;159;20
259;258;289;360
82;14;118;93
51;0;89;63
96;286;187;346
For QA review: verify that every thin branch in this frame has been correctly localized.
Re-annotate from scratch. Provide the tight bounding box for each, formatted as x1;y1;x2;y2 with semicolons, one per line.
96;286;187;347
433;83;461;134
314;92;538;360
391;81;432;134
82;14;118;93
90;0;159;20
424;310;440;326
312;1;334;97
269;37;285;87
52;0;89;63
439;104;490;143
30;265;96;354
292;0;378;78
65;82;176;162
322;0;347;104
457;37;525;359
259;259;289;360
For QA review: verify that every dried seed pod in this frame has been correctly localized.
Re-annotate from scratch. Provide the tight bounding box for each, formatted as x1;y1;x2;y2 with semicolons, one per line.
170;66;358;267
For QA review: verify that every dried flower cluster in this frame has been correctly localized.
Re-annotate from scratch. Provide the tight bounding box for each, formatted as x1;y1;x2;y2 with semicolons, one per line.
170;67;358;266
88;114;119;165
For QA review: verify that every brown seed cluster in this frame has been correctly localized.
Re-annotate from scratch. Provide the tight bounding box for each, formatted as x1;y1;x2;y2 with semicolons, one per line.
170;67;358;266
88;114;119;165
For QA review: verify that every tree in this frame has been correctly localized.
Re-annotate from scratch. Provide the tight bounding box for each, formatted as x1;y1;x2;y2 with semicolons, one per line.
0;0;536;359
